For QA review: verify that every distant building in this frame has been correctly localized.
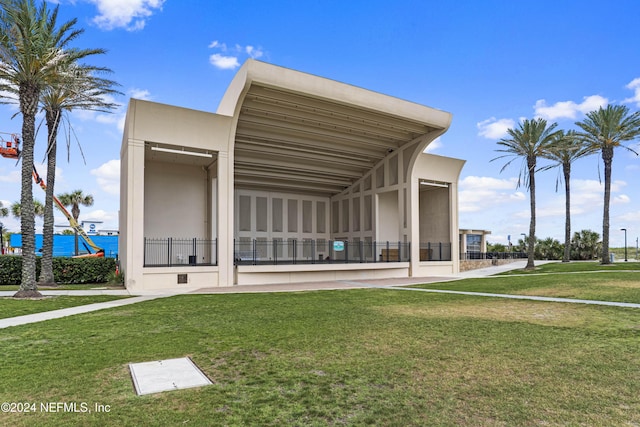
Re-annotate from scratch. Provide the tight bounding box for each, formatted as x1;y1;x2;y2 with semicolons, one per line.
120;60;465;291
459;229;491;259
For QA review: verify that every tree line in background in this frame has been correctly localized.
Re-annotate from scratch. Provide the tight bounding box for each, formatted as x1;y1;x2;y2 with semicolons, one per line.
0;0;119;297
487;229;603;261
493;107;640;270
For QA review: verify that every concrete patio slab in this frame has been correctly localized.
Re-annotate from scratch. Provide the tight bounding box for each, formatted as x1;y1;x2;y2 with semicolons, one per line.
129;357;212;395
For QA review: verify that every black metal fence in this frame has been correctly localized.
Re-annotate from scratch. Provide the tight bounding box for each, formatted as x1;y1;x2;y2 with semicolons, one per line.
234;239;411;265
460;251;527;260
419;242;452;261
143;237;461;267
144;238;217;267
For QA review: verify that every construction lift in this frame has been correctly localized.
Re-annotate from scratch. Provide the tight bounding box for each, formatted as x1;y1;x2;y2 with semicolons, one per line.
2;134;104;258
0;133;20;159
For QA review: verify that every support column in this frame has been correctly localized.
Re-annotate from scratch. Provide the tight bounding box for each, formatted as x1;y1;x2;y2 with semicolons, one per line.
217;150;234;285
123;138;145;291
449;182;460;273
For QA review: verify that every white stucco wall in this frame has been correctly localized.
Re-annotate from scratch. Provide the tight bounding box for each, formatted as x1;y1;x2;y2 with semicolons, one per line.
144;161;209;239
419;187;450;243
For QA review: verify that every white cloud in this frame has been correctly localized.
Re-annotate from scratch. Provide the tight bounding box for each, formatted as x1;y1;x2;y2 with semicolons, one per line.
423;137;442;153
533;95;608;120
209;54;240;70
245;45;264;59
459;176;525;212
538;179;630;219
0;169;20;184
614;194;630;204
208;40;226;50
623;77;640;106
477;117;515;139
208;41;266;70
129;88;152;100
88;0;165;31
460;175;520;191
83;208;117;223
572;178;626;194
75;88;150;132
617;210;640;223
91;159;120;195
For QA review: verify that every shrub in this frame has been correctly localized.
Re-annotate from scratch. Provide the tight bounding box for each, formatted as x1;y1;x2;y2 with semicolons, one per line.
0;256;116;285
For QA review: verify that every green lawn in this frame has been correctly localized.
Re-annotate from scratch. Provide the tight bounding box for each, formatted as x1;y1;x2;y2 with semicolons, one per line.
413;262;640;304
1;272;639;426
497;260;640;274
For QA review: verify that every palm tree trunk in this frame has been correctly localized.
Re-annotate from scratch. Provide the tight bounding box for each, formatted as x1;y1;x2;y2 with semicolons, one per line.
563;162;571;263
601;147;613;264
15;84;42;298
39;110;60;285
526;156;536;270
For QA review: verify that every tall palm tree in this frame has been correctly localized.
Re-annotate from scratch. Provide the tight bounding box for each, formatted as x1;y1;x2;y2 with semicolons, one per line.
0;200;7;217
58;189;93;256
541;130;592;262
0;0;102;297
492;118;561;269
575;105;640;264
38;65;119;285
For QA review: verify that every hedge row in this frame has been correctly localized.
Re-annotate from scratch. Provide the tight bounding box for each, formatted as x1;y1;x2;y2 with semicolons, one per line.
0;256;117;285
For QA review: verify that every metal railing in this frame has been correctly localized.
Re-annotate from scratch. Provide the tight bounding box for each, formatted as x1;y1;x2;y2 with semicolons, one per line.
419;242;452;261
234;239;410;265
142;237;461;266
460;251;527;260
144;238;217;267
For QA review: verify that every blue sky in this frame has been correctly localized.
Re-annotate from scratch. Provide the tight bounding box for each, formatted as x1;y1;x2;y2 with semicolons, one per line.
1;0;639;248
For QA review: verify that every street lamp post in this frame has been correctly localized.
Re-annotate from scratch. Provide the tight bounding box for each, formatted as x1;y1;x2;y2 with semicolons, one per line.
620;228;627;262
0;222;3;255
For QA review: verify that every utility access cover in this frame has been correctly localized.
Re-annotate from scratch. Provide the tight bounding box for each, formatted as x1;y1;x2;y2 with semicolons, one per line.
129;357;212;395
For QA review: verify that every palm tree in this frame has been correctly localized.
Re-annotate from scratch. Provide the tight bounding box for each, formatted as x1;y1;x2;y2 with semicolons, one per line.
571;229;601;260
0;0;101;297
0;200;7;217
58;189;93;256
541;130;591;262
10;199;44;218
575;105;640;264
38;65;119;285
492;118;561;269
534;237;563;260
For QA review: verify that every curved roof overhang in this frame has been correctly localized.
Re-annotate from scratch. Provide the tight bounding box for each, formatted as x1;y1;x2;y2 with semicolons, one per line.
218;60;452;196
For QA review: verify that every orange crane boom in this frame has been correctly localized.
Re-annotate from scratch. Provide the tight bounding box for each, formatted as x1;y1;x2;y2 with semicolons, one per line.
1;133;104;257
32;166;105;258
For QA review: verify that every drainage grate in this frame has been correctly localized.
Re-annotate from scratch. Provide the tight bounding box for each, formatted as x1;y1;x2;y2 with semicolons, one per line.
177;274;188;284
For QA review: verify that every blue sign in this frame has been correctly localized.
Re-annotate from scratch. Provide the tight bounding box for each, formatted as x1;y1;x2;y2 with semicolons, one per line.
333;241;344;251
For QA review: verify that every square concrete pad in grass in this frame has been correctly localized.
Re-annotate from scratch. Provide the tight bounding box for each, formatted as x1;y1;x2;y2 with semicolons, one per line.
130;357;212;395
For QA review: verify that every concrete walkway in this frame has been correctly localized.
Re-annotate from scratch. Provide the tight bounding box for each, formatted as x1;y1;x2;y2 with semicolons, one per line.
1;260;638;329
0;294;174;329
